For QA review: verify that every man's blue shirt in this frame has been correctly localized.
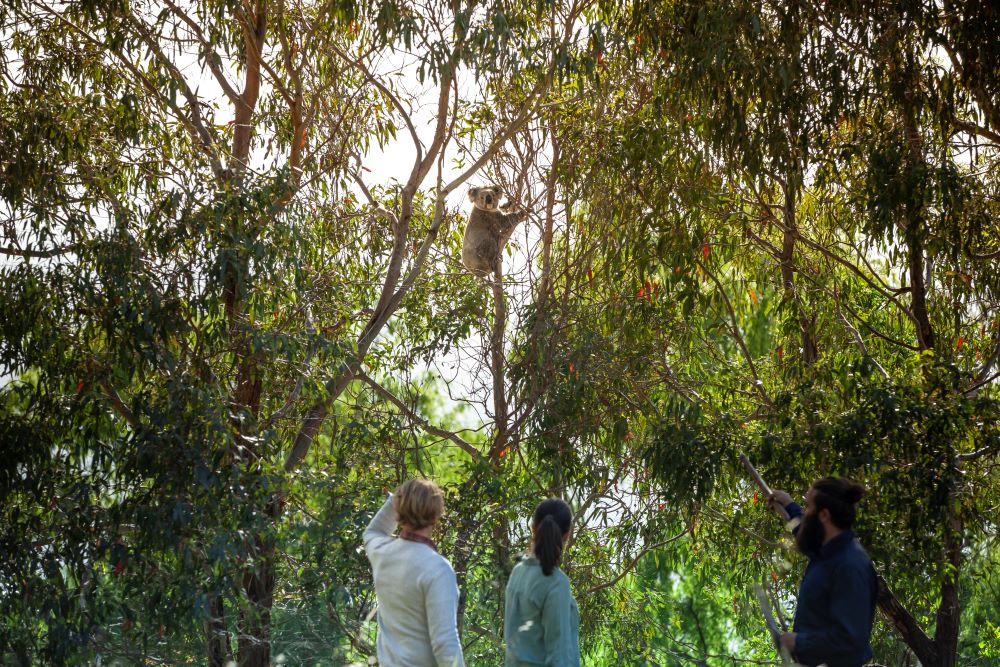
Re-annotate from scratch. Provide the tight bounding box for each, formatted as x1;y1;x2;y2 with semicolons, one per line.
785;502;878;667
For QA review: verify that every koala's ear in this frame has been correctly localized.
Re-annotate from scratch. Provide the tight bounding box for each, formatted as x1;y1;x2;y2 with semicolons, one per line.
468;187;480;201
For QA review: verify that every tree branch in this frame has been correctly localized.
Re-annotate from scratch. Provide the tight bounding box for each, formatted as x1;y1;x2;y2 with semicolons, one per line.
876;573;938;666
356;370;482;461
98;379;140;429
956;446;997;463
951;118;1000;145
0;244;78;259
162;0;243;105
696;259;773;408
834;285;889;379
584;530;687;595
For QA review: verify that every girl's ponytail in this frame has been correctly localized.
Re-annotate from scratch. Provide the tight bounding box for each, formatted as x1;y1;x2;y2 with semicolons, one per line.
531;499;573;576
535;515;563;576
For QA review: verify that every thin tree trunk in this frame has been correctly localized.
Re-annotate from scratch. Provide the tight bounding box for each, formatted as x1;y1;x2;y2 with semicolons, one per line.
227;6;272;663
206;592;231;667
490;266;509;461
902;85;935;352
905;220;934;351
778;13;817;366
452;477;485;633
450;266;513;636
934;490;964;667
491;514;513;628
237;537;275;667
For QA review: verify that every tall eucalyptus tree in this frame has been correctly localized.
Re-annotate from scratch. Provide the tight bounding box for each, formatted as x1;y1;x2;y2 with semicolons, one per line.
0;0;581;663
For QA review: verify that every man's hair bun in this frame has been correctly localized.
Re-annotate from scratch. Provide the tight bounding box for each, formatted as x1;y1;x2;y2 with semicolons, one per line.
844;482;865;504
813;476;867;529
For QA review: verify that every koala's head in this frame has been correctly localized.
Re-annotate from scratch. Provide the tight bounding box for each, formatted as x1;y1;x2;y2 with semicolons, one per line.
469;185;503;212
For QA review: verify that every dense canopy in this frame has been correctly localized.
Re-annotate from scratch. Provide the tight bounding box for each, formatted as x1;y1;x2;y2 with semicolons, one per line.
2;0;999;665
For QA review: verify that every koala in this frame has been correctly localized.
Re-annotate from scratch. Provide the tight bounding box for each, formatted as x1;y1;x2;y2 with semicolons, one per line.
461;185;527;276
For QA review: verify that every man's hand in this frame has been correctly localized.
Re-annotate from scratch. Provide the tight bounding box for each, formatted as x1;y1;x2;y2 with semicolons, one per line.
768;490;793;508
778;632;796;654
767;490;793;520
767;489;792;521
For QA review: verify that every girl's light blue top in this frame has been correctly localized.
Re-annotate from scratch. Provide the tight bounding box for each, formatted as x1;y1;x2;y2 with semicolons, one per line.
504;556;580;667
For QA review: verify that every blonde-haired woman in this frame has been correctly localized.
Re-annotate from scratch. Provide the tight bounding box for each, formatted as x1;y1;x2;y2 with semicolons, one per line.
364;479;465;667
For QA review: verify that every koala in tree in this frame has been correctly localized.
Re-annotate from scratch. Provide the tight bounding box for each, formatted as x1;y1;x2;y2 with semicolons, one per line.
461;185;528;276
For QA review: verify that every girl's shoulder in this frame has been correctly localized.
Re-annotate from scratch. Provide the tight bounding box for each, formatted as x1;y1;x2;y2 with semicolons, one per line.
548;566;571;589
511;556;570;585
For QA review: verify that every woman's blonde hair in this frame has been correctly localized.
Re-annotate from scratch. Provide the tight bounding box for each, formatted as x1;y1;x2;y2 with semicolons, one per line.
393;479;445;530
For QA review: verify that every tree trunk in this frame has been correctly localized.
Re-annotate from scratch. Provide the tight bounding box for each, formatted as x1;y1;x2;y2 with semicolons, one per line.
905;229;934;351
490;264;509;461
227;7;272;663
452;477;484;633
876;548;965;667
933;490;964;667
227;281;268;666
901;83;935;352
237;536;276;667
206;592;231;667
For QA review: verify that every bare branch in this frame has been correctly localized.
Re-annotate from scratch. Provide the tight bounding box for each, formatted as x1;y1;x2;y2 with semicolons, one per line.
350;164;398;226
957;446;997;463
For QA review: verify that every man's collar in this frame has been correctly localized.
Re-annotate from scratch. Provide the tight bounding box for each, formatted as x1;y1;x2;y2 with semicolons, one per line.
817;529;855;558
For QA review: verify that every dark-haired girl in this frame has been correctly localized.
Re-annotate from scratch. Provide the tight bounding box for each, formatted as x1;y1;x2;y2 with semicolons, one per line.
503;498;580;667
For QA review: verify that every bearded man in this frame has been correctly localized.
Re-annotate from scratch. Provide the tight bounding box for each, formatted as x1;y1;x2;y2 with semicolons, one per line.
768;477;878;667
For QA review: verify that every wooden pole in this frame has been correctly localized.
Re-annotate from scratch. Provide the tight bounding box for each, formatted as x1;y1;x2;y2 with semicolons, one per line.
740;453;790;520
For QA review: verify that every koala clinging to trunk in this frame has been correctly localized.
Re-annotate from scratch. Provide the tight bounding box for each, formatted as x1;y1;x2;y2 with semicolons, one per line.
461;185;528;276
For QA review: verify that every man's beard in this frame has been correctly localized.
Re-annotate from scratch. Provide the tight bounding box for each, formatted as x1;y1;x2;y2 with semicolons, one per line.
795;512;825;558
